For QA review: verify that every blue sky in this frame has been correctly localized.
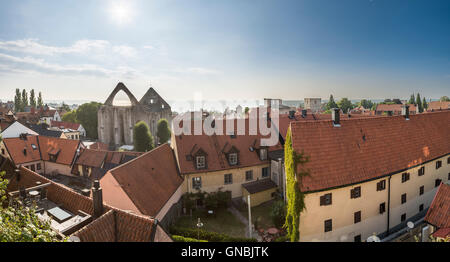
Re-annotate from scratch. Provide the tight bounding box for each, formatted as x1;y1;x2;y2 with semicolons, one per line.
0;0;449;103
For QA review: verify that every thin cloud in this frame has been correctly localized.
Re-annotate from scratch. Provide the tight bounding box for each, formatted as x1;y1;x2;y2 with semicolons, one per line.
186;67;222;75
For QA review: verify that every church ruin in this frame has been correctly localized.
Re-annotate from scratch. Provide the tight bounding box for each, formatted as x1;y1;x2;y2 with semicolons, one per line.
98;82;172;149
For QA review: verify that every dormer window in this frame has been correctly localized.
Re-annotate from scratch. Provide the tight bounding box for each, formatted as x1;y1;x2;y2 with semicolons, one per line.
196;156;206;169
228;153;238;166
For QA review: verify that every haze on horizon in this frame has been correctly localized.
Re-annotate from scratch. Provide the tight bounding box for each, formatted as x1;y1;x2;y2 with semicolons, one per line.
0;0;449;103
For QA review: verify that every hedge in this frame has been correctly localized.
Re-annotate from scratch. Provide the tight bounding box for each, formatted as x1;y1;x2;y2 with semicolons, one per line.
172;235;208;242
170;226;257;242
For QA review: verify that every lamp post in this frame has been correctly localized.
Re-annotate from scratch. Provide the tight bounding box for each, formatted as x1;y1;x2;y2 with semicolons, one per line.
197;218;204;240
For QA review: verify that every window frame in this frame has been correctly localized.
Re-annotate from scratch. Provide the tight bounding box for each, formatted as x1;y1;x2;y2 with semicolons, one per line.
245;170;253;181
262;167;269;178
401;193;407;204
376;180;386;191
401;172;410;183
379;202;386;214
418;166;425;176
324;219;332;232
228;153;238;166
224;173;233;185
192;177;202;189
436;160;442;169
196;156;206;169
354;211;361;224
320;193;332;206
350;186;361;199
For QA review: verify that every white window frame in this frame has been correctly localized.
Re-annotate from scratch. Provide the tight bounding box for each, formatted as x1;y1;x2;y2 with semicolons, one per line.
196;156;206;169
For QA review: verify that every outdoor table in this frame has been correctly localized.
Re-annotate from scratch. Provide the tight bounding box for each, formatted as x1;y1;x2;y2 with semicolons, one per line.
267;228;279;235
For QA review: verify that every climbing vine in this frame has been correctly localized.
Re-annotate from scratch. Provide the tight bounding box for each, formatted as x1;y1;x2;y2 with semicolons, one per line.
283;128;309;242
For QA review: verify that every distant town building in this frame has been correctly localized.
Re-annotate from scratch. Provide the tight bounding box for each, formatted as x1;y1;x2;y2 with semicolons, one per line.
98;83;172;148
304;98;322;113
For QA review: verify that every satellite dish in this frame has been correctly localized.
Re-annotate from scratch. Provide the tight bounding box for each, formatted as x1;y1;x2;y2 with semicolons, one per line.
367;233;380;242
68;236;80;242
407;221;414;229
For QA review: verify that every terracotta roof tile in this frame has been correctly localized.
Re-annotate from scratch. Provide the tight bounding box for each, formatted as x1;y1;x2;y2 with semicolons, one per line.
424;183;450;229
75;149;107;168
51;121;81;130
38;136;80;165
290;111;450;192
3;135;41;165
427;101;450;111
102;144;183;217
242;178;277;194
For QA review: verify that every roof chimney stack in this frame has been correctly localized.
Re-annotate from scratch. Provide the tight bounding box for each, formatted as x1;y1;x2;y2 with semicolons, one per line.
402;105;410;120
288;110;295;119
92;180;103;218
332;108;340;127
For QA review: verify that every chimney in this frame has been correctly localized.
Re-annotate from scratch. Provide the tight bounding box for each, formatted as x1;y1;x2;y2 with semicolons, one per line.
288;110;295;119
402;105;410;120
92;180;103;218
301;109;307;118
332;108;340;127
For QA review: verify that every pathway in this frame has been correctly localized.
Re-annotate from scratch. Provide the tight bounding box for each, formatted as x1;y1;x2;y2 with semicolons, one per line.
228;205;262;241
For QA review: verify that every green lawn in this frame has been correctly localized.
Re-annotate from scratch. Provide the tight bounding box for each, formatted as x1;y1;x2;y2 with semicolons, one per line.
173;208;246;238
240;200;276;230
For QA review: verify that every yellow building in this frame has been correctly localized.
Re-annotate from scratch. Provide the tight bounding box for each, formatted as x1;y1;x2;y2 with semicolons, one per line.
287;109;450;242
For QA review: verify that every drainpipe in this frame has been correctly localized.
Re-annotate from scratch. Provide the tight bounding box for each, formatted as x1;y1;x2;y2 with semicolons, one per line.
387;175;392;235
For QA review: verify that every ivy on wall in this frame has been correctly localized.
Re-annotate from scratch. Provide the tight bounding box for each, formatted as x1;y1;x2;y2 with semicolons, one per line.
283;128;309;242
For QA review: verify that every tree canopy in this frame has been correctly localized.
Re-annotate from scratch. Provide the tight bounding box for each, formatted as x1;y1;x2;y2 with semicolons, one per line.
416;93;423;113
358;99;374;109
337;97;354;113
62;110;77;123
440;96;450;102
75;102;102;139
326;94;338;110
133;121;154;152
156;118;171;145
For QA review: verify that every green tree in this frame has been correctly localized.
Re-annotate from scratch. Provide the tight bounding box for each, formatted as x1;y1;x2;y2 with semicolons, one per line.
337;97;353;113
60;102;71;112
326;94;338;110
408;94;415;104
358;99;374;109
244;107;249;114
14;89;22;112
21;89;28;109
76;102;102;139
416;93;423;113
422;97;428;110
29;89;37;108
37;92;44;108
440;96;450;102
133;121;154;152
156;118;171;145
0;170;63;242
62;110;77;123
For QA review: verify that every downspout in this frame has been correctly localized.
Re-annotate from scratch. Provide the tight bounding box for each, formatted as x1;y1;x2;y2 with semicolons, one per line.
387;175;392;235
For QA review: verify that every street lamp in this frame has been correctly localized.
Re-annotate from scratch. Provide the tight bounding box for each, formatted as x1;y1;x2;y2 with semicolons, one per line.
197;218;204;240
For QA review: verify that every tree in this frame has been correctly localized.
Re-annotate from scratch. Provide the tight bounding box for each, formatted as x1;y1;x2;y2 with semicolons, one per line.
156;118;171;145
358;99;374;109
440;96;450;102
416;93;423;113
408;94;415;104
133;121;154;152
326;94;338;110
392;99;402;104
422;97;428;110
76;102;102;139
21;89;28;109
0;171;63;242
14;89;22;112
29;89;37;108
61;102;71;112
62;110;77;123
37;92;44;108
337;97;353;113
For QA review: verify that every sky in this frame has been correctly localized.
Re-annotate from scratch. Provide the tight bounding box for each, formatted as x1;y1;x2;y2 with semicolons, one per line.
0;0;449;105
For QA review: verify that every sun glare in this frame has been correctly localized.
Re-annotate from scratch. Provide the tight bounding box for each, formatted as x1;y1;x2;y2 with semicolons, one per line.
108;0;135;26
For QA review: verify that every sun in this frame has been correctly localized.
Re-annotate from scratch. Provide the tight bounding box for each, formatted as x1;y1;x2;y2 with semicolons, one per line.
108;0;135;26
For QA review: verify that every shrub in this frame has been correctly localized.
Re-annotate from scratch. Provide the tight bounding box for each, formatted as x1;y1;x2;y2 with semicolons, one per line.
172;235;208;242
270;200;286;228
274;235;289;242
169;226;257;242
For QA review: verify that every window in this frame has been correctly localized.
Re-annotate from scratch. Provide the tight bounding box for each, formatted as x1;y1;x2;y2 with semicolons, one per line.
401;213;406;222
350;186;361;199
1;149;4;155
354;235;361;242
376;180;386;191
192;177;202;189
30;164;35;172
320;193;332;206
245;170;253;181
262;167;269;178
324;219;332;232
419;185;424;195
259;148;267;161
436;160;442;169
401;172;410;183
418;166;425;176
36;163;41;170
196;156;206;169
228;153;238;166
448;157;450;164
379;202;386;214
419;204;424;212
435;179;442;188
401;193;407;204
448;173;450;181
354;211;361;224
224;174;233;185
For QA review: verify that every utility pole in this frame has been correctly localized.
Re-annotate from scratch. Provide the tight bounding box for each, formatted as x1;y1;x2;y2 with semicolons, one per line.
248;195;252;238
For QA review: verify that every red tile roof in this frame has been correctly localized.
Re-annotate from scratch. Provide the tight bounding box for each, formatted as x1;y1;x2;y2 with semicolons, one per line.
51;120;81;130
75;149;107;168
375;104;417;114
174;118;282;175
38;136;80;166
289;111;450;192
102;144;183;217
432;227;450;239
424;183;450;229
88;142;109;151
427;101;450;111
2;135;41;165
